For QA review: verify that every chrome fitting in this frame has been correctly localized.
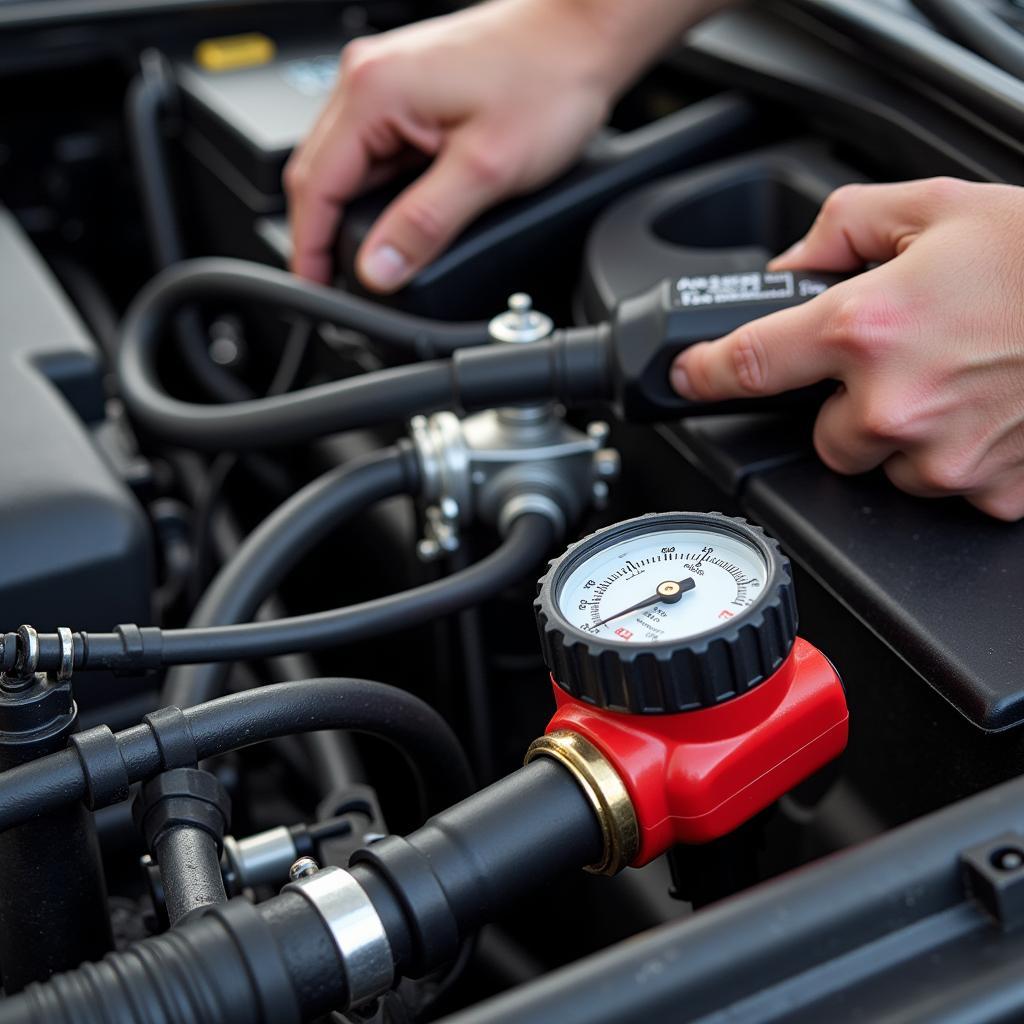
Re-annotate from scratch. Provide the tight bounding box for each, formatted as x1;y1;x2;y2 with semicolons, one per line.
223;825;299;890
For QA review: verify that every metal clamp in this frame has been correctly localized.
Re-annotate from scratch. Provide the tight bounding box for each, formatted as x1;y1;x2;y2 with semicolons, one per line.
284;865;394;1007
525;730;639;876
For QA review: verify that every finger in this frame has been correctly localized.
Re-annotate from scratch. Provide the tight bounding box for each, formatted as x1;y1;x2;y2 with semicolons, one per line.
812;386;900;475
356;135;513;293
967;469;1024;522
768;178;965;273
670;289;847;402
285;106;373;283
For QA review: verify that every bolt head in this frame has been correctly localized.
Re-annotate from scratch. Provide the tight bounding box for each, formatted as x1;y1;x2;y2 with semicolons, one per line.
592;480;610;510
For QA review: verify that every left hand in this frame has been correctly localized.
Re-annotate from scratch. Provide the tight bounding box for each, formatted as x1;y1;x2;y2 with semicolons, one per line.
668;177;1024;521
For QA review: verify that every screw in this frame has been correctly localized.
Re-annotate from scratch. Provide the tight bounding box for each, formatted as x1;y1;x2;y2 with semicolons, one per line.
289;856;320;882
592;480;610;510
508;293;532;313
587;421;610;445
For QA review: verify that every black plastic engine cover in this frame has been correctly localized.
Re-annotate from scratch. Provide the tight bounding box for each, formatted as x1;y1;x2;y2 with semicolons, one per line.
0;209;153;710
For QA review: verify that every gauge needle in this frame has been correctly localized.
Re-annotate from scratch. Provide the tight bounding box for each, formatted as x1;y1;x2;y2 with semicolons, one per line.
595;578;696;628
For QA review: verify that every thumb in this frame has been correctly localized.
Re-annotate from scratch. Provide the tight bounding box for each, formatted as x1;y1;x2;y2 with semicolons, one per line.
769;180;939;273
356;136;514;293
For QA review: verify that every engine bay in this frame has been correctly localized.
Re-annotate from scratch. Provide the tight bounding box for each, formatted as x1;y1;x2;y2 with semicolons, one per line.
1;1;1024;1021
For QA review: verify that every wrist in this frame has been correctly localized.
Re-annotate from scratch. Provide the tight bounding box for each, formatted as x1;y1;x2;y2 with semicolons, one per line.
545;0;733;98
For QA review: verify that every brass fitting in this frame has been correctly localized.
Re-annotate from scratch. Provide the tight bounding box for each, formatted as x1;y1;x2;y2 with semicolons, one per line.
525;730;639;875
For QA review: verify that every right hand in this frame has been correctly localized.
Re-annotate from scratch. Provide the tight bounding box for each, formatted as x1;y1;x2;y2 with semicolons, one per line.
284;0;623;291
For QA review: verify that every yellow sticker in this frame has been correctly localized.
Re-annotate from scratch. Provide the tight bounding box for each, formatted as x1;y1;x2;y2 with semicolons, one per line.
194;33;276;73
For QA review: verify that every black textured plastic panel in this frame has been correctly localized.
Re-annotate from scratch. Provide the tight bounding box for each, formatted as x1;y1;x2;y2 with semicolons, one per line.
0;209;152;707
673;417;1024;731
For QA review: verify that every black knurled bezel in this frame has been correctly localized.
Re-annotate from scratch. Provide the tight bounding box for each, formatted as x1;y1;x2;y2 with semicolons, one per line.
535;512;797;714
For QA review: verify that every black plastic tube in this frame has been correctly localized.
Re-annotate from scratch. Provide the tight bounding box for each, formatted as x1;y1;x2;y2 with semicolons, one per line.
163;445;418;708
911;0;1024;80
0;678;473;839
155;513;553;668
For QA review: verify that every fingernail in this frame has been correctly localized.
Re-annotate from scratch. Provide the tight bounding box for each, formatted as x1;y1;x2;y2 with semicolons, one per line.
768;238;805;268
670;362;694;399
360;244;410;291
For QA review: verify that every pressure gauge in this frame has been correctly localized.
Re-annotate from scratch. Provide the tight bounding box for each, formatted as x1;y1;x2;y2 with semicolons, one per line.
535;512;796;713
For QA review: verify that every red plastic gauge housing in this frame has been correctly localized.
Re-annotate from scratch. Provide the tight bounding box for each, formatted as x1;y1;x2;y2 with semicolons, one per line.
545;637;848;865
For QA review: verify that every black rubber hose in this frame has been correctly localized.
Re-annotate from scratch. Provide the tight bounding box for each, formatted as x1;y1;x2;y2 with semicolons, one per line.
154;513;554;670
0;678;473;839
163;445;418;708
0;759;601;1024
115;263;609;451
912;0;1024;80
125;54;253;402
156;826;228;925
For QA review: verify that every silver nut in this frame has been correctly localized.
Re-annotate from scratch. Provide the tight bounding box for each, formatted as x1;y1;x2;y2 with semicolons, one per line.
592;480;610;510
587;421;610;445
289;856;320;882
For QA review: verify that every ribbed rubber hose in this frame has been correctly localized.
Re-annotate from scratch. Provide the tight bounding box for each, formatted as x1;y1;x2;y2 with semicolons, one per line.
154;513;554;673
0;678;474;838
163;445;418;708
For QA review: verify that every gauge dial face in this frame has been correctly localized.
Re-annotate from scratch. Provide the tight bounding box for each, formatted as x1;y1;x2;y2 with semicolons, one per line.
557;526;768;645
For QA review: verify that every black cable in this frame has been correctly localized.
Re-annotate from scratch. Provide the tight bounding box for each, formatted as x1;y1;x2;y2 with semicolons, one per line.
125;51;253;402
164;445;419;708
13;515;555;680
911;0;1024;80
155;513;554;670
0;678;473;837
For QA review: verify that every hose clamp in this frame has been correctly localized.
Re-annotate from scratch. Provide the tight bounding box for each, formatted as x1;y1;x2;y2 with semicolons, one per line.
285;865;393;1007
525;730;639;876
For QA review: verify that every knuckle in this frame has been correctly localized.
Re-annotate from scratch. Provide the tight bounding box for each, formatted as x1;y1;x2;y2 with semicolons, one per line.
915;454;977;494
462;144;510;190
341;39;386;92
970;491;1024;522
729;330;770;394
915;175;967;209
857;400;914;443
826;292;903;359
819;183;866;222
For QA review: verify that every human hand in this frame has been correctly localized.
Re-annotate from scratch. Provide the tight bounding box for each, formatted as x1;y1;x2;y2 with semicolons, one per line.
284;0;626;291
669;178;1024;520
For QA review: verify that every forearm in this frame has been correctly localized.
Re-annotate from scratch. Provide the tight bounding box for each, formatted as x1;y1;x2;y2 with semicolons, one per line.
551;0;737;97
